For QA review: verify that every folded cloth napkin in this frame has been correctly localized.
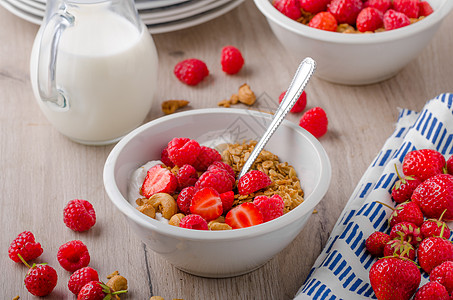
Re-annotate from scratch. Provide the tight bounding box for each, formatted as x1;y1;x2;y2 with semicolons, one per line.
294;93;453;300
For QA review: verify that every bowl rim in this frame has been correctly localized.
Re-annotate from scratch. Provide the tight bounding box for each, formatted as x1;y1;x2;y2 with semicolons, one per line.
254;0;453;44
103;108;332;241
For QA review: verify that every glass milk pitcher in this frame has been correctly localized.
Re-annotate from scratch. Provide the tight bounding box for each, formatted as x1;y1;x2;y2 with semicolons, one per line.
30;0;158;145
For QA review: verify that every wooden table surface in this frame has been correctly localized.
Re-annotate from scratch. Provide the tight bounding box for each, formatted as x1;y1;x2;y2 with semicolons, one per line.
1;1;453;299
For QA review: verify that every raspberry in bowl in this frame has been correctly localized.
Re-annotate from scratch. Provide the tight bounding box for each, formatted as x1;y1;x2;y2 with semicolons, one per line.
254;0;453;84
103;108;331;277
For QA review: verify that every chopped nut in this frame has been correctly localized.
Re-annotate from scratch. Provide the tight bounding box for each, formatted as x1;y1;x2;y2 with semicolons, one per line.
107;270;119;279
237;83;256;105
13;296;19;300
217;99;231;107
106;275;128;292
161;100;189;115
137;203;156;219
230;93;239;104
168;213;185;226
150;297;165;300
149;193;178;219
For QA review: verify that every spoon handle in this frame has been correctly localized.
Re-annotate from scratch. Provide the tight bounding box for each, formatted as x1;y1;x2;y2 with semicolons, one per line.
237;57;316;180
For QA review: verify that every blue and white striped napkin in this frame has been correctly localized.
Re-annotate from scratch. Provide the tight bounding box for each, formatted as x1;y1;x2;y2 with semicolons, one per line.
295;93;453;300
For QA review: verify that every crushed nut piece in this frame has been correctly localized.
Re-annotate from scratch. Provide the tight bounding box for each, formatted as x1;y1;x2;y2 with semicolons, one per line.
168;213;185;226
13;296;19;300
137;203;156;219
217;99;231;107
106;274;128;292
150;297;165;300
161;100;189;115
237;83;256;105
107;270;119;279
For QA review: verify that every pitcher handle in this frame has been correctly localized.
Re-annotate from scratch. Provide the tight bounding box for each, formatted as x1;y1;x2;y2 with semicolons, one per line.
37;11;73;110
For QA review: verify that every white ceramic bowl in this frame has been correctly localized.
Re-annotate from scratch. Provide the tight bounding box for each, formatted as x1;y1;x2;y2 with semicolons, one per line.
254;0;453;85
103;108;331;278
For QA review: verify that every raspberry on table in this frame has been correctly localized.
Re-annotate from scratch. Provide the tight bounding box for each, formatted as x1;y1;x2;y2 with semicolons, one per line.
327;0;363;25
308;12;338;32
57;240;91;272
273;0;302;20
64;199;96;232
221;46;245;75
253;194;284;222
68;266;99;295
279;90;307;113
24;263;58;297
179;214;209;230
237;170;272;195
8;231;43;263
299;0;332;14
393;0;419;18
357;7;384;33
193;146;222;171
383;9;411;31
298;107;328;138
167;137;201;167
174;58;209;86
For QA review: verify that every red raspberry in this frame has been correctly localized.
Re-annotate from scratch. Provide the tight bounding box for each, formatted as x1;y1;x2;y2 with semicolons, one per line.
174;58;209;86
402;149;446;182
179;214;209;230
299;107;328;138
383;239;416;260
365;231;391;257
167;137;201;167
412;174;453;221
414;281;450;300
389;221;422;246
207;161;236;181
24;263;58;297
219;191;235;213
57;240;90;272
273;0;302;20
388;201;424;228
253;194;284;222
421;217;451;240
141;164;178;198
176;164;198;189
195;168;234;194
363;0;392;13
298;0;331;14
418;1;434;17
393;0;419;18
221;46;244;75
447;155;453;175
308;12;338;32
177;186;197;215
160;146;174;168
327;0;363;25
279;90;307;113
357;7;384;32
430;261;453;294
237;170;272;195
8;231;43;263
63;199;96;232
68;267;99;295
383;9;411;30
418;236;453;273
77;281;122;300
193;146;221;171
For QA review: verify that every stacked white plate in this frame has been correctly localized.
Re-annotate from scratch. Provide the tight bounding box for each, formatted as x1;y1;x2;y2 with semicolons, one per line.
0;0;244;34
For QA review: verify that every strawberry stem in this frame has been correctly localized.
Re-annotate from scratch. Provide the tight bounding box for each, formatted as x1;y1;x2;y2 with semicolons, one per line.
17;254;31;268
375;201;394;211
394;164;402;180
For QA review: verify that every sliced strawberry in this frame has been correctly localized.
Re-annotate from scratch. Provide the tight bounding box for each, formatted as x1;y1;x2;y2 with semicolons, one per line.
219;191;234;213
141;165;178;198
225;202;264;229
189;187;223;221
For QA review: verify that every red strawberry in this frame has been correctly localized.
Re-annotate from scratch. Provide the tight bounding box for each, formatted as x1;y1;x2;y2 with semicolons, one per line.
357;7;384;32
298;107;328;138
402;149;446;182
174;58;209;86
160;146;174;168
298;0;332;14
369;257;421;300
383;9;411;30
177;186;197;215
167;137;201;167
190;187;223;221
225;202;264;229
253;194;285;222
430;261;453;294
63;199;96;232
219;191;235;213
393;0;419;18
383;239;416;260
391;165;422;203
388;201;424;228
8;231;43;263
68;267;99;295
308;12;338;32
279;90;308;113
389;221;422;246
57;240;90;272
220;46;245;75
417;236;453;273
447;155;453;175
193;146;221;171
176;164;198;189
363;0;392;13
77;280;126;300
141;164;178;198
418;1;434;17
237;170;272;195
414;281;450;300
365;231;391;257
179;214;209;230
412;174;453;221
273;0;302;20
195;168;234;194
327;0;363;25
420;211;451;239
24;263;58;297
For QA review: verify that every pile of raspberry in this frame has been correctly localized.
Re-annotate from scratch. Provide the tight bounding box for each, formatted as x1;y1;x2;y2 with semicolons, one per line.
139;137;288;230
273;0;434;33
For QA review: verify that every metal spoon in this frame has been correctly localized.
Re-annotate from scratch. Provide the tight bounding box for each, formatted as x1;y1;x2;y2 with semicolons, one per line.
237;57;316;180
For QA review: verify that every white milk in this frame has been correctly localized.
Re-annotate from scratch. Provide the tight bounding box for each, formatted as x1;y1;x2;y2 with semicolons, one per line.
30;5;158;144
